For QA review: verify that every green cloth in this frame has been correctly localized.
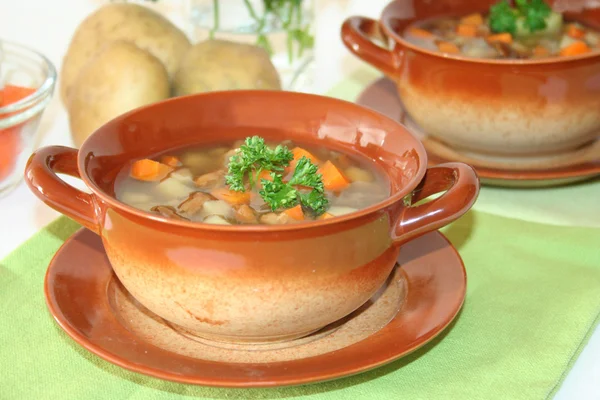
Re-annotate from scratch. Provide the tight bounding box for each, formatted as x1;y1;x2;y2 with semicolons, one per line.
2;211;600;399
328;69;600;229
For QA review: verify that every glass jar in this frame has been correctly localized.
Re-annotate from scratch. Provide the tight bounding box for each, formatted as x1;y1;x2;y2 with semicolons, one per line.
188;0;315;92
0;40;56;197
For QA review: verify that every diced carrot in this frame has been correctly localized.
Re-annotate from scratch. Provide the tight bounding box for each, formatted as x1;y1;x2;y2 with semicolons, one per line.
559;41;591;57
318;160;350;191
130;159;174;181
408;27;434;38
258;169;274;181
486;33;512;44
0;85;37;106
160;155;181;167
290;147;319;167
0;127;21;181
460;13;484;26
318;212;334;220
0;85;36;181
256;169;274;188
436;41;460;54
210;187;251;205
456;24;478;37
284;205;305;221
533;45;550;57
566;24;586;39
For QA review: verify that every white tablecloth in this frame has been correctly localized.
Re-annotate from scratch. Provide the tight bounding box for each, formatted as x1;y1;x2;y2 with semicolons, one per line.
0;1;598;398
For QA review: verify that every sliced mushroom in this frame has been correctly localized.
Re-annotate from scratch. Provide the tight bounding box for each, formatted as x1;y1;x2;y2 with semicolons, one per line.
194;170;225;188
259;212;292;225
150;206;189;221
233;204;258;224
178;192;215;215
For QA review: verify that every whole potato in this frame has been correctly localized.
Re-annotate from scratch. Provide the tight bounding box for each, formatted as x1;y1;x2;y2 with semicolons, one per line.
173;39;281;96
68;41;170;147
60;3;190;103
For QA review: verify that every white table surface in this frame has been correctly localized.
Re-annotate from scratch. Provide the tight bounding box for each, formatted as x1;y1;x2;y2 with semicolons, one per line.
1;1;599;398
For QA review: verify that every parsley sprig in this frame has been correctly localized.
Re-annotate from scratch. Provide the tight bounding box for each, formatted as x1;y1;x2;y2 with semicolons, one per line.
225;136;293;191
489;0;553;35
225;136;329;215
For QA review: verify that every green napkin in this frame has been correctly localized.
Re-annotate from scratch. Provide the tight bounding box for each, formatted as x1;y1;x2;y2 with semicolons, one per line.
2;211;599;399
327;69;600;229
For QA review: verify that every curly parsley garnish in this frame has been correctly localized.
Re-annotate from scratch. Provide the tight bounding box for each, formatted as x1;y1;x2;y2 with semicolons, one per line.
225;136;293;191
490;0;518;34
225;137;329;216
490;0;554;35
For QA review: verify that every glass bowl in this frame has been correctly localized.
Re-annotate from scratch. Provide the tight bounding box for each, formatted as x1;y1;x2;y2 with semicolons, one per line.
0;40;56;197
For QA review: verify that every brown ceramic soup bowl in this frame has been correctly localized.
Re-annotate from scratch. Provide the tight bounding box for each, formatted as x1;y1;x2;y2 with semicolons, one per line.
25;91;478;344
342;0;600;159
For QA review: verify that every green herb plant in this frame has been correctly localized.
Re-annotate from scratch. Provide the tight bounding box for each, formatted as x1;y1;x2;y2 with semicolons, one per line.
226;136;328;216
210;0;314;63
489;0;553;35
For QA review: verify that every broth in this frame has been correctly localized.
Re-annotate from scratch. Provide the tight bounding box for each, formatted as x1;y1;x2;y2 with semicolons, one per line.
115;137;390;225
404;0;600;60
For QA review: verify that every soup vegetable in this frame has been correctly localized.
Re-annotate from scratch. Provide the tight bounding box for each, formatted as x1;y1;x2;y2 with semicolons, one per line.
404;0;600;59
115;136;389;225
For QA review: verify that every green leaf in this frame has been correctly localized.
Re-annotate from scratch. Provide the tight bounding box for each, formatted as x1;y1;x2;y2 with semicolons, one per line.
519;0;552;32
288;157;322;189
260;174;299;211
299;189;329;216
489;0;518;34
225;136;293;192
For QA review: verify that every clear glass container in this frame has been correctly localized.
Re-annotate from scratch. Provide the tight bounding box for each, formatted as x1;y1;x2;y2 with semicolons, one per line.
0;40;56;197
188;0;315;92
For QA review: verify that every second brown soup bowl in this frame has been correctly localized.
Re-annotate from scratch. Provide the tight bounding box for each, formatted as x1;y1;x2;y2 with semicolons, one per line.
25;91;479;344
342;0;600;159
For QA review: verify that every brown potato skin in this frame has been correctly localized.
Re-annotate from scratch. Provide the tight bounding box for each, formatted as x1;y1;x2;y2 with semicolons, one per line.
173;39;281;96
60;3;190;103
67;41;170;147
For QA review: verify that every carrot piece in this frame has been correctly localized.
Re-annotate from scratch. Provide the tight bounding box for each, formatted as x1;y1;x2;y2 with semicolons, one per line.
566;24;586;39
533;45;550;57
318;160;350;191
284;205;305;221
559;41;591;57
130;159;174;181
0;85;37;106
318;212;334;220
409;27;434;38
210;187;251;205
291;147;319;165
460;13;484;26
436;41;461;54
0;85;36;181
160;155;181;167
0;127;21;181
486;33;512;44
258;169;274;181
456;24;478;37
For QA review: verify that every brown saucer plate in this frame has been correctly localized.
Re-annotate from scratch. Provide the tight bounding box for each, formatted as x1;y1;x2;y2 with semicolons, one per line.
45;228;466;388
356;78;600;188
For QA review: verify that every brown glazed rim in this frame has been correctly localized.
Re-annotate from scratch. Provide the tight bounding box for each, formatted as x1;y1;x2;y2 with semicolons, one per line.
77;90;428;233
379;0;600;65
44;229;467;387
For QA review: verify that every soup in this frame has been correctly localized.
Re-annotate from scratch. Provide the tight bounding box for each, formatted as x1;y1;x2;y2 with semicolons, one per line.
115;136;389;225
404;0;600;59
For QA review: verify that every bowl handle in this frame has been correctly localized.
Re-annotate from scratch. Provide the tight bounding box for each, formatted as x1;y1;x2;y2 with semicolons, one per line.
393;163;479;246
341;16;399;76
24;146;100;235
